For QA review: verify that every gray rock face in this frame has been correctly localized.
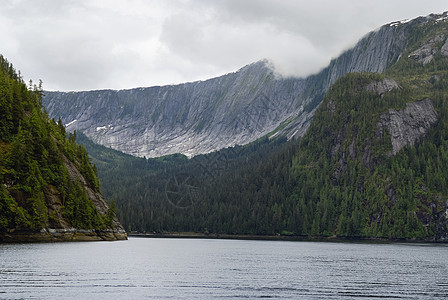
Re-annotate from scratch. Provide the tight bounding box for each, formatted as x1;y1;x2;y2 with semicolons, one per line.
61;155;127;240
365;78;400;97
42;13;445;158
409;34;446;65
317;21;409;92
377;98;438;155
45;61;309;158
441;38;448;57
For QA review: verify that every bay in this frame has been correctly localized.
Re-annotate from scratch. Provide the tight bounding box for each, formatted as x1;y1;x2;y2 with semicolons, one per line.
0;238;447;299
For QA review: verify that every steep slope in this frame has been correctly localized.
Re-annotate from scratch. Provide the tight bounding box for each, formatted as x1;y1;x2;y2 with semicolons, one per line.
289;74;446;240
44;61;309;158
0;56;126;242
286;17;448;240
75;12;448;241
42;13;448;158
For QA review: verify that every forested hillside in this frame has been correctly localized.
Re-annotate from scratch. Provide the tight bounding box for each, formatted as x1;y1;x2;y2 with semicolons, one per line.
78;16;448;241
0;56;126;241
78;132;298;234
288;19;448;240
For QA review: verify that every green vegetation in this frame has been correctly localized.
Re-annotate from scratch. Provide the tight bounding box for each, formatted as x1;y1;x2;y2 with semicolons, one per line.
290;70;448;239
0;55;112;232
78;132;298;234
76;20;448;241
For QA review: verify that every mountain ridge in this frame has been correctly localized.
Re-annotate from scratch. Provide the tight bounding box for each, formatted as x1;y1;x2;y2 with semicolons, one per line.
45;60;308;157
42;12;448;158
62;11;448;241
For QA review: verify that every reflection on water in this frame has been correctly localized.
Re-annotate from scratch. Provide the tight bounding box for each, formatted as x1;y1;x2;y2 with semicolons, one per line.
0;238;447;299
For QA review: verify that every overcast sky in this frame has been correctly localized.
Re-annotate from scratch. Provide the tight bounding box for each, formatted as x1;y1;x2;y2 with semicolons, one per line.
1;0;447;91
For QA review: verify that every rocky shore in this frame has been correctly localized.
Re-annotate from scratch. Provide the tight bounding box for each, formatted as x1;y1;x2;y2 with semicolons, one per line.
0;228;127;243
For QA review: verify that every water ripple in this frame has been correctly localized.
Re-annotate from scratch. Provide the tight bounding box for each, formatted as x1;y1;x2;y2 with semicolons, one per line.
0;239;447;299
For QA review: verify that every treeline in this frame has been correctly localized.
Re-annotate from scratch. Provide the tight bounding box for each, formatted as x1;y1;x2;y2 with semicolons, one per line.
0;55;111;232
79;23;448;240
82;42;448;240
81;68;448;240
289;71;448;239
78;132;300;234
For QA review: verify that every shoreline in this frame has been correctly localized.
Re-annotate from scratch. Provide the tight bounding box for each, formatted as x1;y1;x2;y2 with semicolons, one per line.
128;232;447;244
0;228;128;243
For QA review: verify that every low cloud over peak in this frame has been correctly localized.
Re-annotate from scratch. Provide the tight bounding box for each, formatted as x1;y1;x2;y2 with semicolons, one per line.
1;0;447;91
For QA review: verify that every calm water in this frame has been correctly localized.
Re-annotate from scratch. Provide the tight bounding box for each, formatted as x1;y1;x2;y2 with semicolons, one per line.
0;238;447;299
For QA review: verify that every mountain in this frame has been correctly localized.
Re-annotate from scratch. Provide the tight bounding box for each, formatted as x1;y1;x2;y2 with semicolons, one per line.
42;13;437;158
43;61;309;158
0;56;127;242
285;14;448;241
72;12;448;241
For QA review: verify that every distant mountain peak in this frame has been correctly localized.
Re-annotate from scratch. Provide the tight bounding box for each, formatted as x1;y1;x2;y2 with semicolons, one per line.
43;11;448;159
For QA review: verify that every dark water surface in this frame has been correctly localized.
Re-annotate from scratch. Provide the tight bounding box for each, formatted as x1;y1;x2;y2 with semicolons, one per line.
0;237;447;299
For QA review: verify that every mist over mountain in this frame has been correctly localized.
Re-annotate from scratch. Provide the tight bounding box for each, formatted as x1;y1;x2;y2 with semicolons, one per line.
44;12;448;241
44;61;309;158
42;13;436;158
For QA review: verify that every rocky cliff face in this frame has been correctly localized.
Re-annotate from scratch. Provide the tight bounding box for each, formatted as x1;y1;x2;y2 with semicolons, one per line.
61;156;127;241
45;61;310;158
1;151;127;243
42;12;448;158
377;98;438;155
1;156;127;243
365;78;401;97
409;33;448;65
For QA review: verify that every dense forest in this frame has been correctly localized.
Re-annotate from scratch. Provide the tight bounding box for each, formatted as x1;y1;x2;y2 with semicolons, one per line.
78;133;298;234
79;19;448;240
0;55;118;236
290;70;448;239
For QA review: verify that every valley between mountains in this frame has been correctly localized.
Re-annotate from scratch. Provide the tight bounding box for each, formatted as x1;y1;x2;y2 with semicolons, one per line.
2;12;448;242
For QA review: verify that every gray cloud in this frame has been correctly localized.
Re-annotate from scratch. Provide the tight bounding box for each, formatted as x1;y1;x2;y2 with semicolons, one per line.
0;0;447;91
